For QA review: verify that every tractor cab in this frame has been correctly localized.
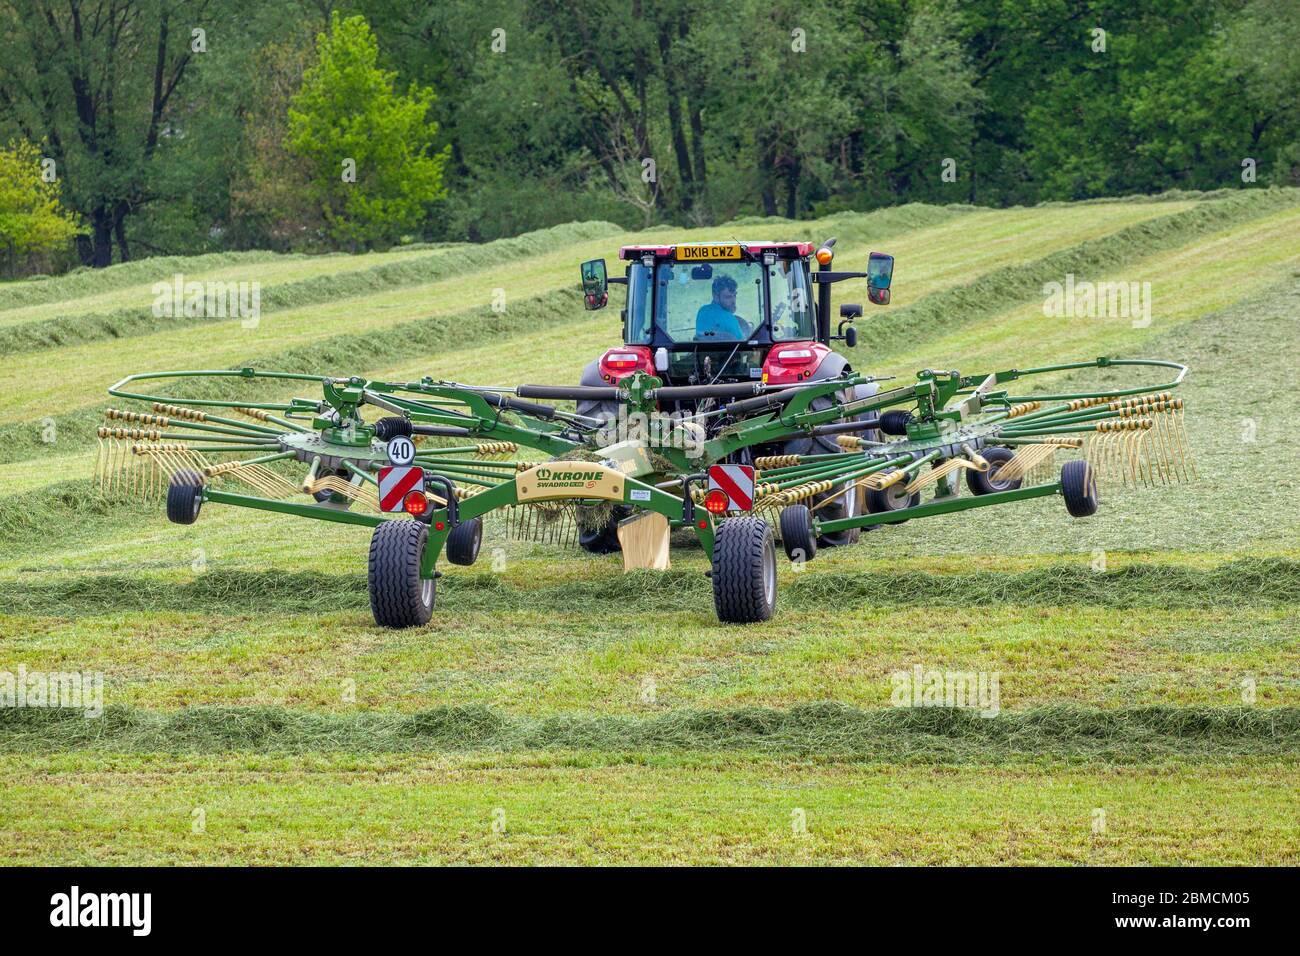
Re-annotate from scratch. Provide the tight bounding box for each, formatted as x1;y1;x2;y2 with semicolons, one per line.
579;240;892;391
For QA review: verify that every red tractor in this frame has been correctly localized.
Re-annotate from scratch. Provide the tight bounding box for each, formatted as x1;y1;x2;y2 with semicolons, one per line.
575;238;895;553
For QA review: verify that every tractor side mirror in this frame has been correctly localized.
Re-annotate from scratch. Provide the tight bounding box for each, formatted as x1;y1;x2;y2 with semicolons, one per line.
868;252;893;290
867;252;893;306
844;325;858;348
580;258;608;310
840;303;863;321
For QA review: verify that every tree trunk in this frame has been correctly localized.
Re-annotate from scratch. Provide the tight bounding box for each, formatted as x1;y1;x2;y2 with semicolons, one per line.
113;202;131;263
784;156;800;219
657;24;694;213
88;206;114;268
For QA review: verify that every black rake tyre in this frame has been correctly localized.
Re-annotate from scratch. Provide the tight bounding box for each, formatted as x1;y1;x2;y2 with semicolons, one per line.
445;517;483;566
778;504;817;563
166;469;203;525
578;504;632;554
814;480;861;549
711;517;777;624
864;469;920;521
368;520;435;628
966;446;1022;495
1061;459;1100;518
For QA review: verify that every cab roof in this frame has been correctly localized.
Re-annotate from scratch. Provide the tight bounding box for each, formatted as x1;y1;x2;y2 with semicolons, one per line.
618;241;814;260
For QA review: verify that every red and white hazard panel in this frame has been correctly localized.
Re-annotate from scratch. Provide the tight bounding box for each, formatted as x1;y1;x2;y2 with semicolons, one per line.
705;463;755;513
378;465;426;513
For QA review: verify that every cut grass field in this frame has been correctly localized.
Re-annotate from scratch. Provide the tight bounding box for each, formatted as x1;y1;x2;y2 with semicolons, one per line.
1;189;1297;864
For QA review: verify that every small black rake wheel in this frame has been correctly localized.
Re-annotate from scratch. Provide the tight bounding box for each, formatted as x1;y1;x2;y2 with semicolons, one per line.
369;520;435;628
1061;459;1100;517
966;446;1022;495
445;517;483;566
778;504;817;564
711;517;777;624
864;469;920;520
166;469;204;525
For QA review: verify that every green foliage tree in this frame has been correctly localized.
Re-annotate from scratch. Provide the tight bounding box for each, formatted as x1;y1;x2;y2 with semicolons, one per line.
287;12;450;247
0;0;215;266
0;139;83;272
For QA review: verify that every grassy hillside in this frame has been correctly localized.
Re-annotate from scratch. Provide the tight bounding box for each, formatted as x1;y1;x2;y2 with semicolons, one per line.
1;190;1298;864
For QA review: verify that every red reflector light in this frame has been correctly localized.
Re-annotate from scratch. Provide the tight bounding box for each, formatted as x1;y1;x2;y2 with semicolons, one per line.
698;519;709;529
403;492;428;516
703;488;730;514
433;520;446;531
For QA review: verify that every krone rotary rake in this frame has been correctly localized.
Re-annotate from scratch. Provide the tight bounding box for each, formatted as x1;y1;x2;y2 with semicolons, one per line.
99;354;1192;626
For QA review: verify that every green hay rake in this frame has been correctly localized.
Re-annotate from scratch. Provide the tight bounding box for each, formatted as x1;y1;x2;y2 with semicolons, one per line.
100;354;1191;626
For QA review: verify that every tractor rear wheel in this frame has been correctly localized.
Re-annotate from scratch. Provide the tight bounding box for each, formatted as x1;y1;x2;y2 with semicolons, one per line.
711;517;777;623
966;446;1021;495
1061;459;1099;517
369;520;435;628
445;517;483;566
778;504;817;563
166;469;204;525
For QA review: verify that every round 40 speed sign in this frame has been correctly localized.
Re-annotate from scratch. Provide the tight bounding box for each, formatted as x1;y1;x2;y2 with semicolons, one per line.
386;434;416;466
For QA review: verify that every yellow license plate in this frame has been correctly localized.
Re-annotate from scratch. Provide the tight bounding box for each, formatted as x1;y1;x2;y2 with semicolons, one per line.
675;243;741;261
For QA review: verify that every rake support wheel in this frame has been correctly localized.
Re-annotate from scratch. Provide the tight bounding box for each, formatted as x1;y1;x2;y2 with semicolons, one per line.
369;520;435;628
1061;459;1099;518
711;517;777;624
778;504;817;564
865;469;920;520
445;517;483;566
166;469;204;525
966;446;1021;495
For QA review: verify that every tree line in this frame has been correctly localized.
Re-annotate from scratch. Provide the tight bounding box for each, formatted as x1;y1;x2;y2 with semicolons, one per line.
0;0;1295;274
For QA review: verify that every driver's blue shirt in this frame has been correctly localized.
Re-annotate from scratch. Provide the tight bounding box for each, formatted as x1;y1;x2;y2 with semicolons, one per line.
694;302;745;340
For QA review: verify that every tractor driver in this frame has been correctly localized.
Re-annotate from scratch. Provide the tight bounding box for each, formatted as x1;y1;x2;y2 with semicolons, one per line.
694;274;750;340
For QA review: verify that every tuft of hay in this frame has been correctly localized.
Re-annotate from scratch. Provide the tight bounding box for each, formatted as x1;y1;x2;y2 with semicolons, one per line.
1;702;1296;763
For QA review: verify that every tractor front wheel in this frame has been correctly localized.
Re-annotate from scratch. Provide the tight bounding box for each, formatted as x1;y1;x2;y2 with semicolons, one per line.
712;517;777;623
369;520;435;628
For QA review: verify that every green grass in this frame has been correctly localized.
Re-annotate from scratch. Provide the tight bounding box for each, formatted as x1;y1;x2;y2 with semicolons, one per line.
2;752;1295;864
1;191;1297;864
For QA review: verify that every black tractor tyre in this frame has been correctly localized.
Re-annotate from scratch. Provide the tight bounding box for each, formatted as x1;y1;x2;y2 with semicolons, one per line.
778;504;817;563
1061;459;1100;518
711;517;777;624
445;517;483;566
578;504;634;554
166;469;204;525
864;469;920;521
368;520;435;628
966;446;1022;496
575;398;621;436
